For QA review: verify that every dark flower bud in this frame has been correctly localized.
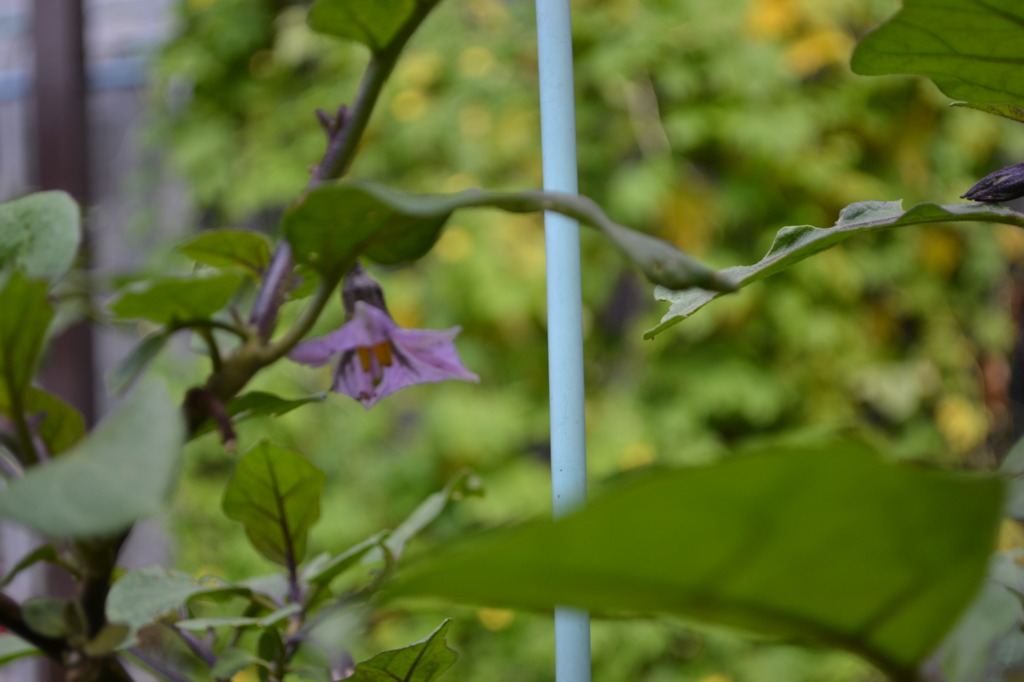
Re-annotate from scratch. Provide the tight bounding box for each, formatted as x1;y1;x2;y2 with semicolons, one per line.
961;162;1024;203
341;261;388;317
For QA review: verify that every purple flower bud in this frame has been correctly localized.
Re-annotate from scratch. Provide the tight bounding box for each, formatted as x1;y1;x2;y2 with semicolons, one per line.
961;162;1024;203
341;262;388;316
289;301;478;408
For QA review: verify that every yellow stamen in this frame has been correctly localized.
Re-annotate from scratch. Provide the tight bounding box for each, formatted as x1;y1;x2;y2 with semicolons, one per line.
356;347;373;372
373;342;394;367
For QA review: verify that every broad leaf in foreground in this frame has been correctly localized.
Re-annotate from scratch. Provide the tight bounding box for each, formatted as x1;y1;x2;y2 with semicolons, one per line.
0;191;80;282
222;442;326;568
647;200;1024;338
284;180;732;291
347;620;456;682
393;441;1003;679
851;0;1024;112
0;383;184;538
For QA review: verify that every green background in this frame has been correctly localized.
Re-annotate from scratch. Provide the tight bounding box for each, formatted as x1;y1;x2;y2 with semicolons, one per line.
136;0;1024;679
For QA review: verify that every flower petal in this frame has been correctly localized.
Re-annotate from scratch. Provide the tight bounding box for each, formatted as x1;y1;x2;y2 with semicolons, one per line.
289;302;396;366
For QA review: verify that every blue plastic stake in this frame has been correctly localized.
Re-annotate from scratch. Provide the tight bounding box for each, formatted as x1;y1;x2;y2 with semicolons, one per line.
534;1;592;681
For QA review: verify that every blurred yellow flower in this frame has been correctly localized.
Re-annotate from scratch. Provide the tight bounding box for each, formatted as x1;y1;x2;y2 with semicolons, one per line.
935;394;990;454
477;607;516;631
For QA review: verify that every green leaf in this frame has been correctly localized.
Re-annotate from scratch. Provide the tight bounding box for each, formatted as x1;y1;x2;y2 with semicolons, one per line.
0;272;53;399
0;387;86;456
108;272;242;324
177;229;272;278
175;604;301;631
0;191;80;282
367;471;482;564
392;440;1004;678
647;200;1024;338
284;180;730;291
0;635;39;664
222;442;327;568
107;331;173;396
211;647;267;678
107;567;259;640
0;545;63;590
309;0;413;50
308;0;444;53
81;623;132;656
189;391;326;441
305;532;389;587
0;382;184;538
22;598;68;638
851;0;1024;109
347;620;457;682
951;101;1024;125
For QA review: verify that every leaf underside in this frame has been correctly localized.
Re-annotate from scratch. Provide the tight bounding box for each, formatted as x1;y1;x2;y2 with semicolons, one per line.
393;440;1004;679
646;200;1024;337
851;0;1024;111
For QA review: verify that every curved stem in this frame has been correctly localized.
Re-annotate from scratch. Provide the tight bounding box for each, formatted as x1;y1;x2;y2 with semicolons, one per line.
194;327;224;372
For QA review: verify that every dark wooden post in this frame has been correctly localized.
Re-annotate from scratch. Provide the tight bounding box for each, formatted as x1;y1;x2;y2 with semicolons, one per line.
32;2;94;680
32;0;96;420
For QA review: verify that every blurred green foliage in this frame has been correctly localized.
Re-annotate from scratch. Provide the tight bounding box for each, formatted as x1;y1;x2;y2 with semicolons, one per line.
143;0;1024;679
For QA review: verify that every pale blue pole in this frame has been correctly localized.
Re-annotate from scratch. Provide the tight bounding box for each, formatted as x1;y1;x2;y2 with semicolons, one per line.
534;1;592;681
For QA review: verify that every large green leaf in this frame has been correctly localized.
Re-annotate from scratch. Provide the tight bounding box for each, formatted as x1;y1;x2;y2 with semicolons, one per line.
393;441;1003;679
222;442;326;568
108;272;242;324
177;229;271;278
0;191;80;282
347;620;457;682
284;180;731;291
851;0;1024;110
0;273;53;399
647;200;1024;338
0;383;184;538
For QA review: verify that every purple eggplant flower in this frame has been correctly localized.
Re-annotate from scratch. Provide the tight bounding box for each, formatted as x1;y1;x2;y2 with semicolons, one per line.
289;301;478;408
